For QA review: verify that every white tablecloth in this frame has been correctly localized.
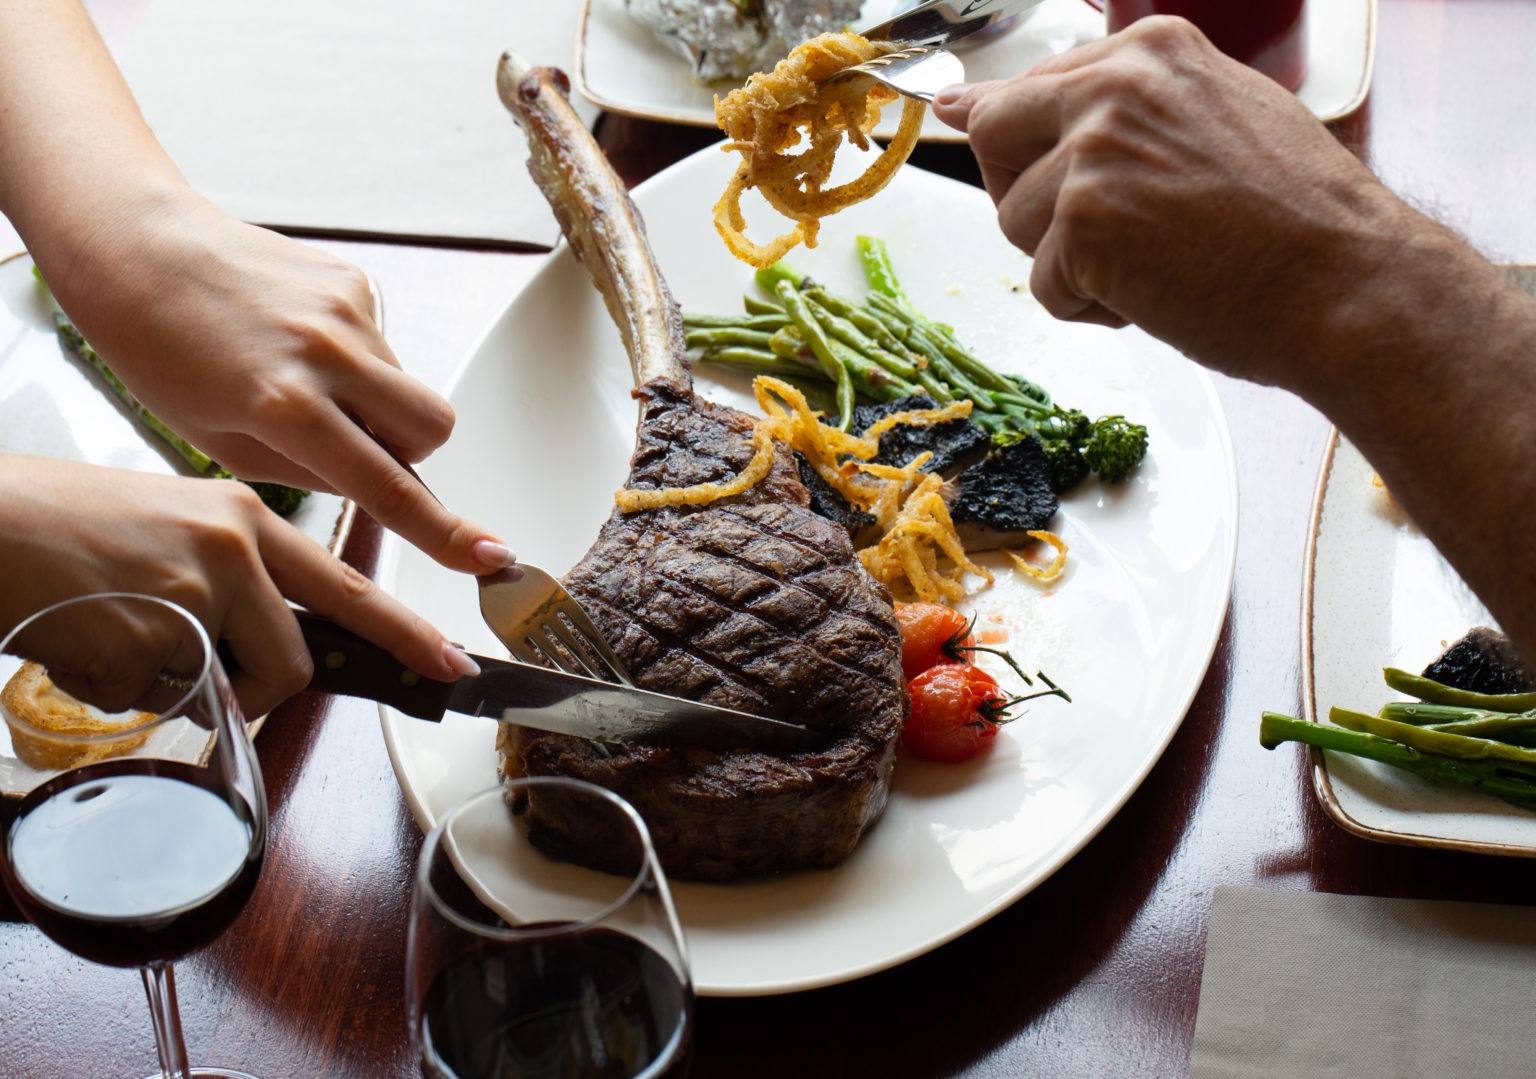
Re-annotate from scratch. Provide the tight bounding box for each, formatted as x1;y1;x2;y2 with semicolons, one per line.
116;0;598;249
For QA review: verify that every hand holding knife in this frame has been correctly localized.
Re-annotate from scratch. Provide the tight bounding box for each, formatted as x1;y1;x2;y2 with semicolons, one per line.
296;610;829;754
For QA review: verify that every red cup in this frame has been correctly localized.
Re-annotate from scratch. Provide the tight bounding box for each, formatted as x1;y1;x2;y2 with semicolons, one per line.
1084;0;1309;91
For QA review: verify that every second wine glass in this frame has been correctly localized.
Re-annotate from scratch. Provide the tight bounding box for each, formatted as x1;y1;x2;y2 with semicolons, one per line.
407;778;693;1079
0;591;268;1079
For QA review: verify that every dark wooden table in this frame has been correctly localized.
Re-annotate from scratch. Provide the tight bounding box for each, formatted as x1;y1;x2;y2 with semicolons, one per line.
5;2;1536;1075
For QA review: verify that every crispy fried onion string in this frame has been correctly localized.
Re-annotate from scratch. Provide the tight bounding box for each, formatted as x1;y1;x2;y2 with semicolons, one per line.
1004;531;1069;585
713;33;927;269
615;376;1027;602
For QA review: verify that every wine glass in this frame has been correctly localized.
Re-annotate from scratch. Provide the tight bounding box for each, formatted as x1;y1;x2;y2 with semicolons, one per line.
407;778;693;1079
0;592;267;1079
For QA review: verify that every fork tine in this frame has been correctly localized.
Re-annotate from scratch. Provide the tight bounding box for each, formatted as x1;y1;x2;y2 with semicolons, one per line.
478;565;635;686
542;612;632;685
829;44;965;104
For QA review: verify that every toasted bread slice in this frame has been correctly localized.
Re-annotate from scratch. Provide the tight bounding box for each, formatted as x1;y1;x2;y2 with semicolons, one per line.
2;662;152;770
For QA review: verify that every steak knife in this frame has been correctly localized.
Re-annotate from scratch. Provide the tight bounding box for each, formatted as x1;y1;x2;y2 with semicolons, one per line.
296;611;828;754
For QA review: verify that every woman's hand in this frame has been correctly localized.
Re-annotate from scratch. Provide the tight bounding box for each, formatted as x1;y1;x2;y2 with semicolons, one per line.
0;456;480;719
40;193;514;574
0;1;514;576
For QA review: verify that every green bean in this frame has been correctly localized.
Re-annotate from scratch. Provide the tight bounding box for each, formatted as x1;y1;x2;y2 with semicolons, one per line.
684;327;777;351
866;292;1010;405
683;312;789;331
768;325;804;360
905;325;999;410
1378;701;1536;741
803;285;910;357
774;279;855;430
1260;712;1536;813
742;295;785;317
1382;668;1536;712
861;300;996;408
827;339;919;402
697;345;825;382
1381;702;1511;726
1427;715;1536;740
1331;707;1536;765
991;391;1054;417
802;296;920;381
910;367;953;404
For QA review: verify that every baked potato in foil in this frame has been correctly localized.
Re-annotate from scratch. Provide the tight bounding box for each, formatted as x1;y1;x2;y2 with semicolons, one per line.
627;0;866;82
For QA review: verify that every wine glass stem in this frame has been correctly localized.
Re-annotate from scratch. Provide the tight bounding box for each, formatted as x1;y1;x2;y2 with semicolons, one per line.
141;961;192;1079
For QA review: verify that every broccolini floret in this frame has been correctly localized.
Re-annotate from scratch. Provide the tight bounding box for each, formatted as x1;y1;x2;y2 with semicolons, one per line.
1032;404;1090;446
236;479;312;518
1040;438;1091;494
1081;415;1150;484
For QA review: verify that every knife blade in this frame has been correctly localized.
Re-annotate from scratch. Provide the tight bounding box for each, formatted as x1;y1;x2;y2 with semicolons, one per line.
296;610;828;754
859;0;1044;48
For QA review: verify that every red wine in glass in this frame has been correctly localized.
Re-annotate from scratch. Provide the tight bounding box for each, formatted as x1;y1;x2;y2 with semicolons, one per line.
3;758;264;970
408;780;695;1079
417;926;692;1079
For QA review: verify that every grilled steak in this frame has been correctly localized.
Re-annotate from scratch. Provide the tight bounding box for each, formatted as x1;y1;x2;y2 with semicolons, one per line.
495;56;907;881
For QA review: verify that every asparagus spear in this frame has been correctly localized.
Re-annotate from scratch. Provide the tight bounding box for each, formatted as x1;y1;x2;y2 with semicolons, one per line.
1382;667;1536;712
1260;712;1536;813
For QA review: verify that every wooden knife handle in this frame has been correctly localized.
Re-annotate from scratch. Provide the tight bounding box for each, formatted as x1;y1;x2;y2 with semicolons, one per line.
295;609;453;721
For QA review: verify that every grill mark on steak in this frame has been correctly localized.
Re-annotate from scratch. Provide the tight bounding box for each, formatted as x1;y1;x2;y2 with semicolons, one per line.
569;497;902;735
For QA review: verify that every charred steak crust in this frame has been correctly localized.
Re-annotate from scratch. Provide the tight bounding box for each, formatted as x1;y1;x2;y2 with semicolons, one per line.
500;383;909;881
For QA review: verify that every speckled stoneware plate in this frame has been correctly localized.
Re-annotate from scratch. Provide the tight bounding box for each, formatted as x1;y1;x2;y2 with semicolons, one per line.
575;0;1376;142
0;249;356;794
378;143;1238;996
1303;271;1536;855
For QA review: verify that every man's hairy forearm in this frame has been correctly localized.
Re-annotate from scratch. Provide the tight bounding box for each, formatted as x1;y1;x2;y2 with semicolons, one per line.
1286;202;1536;663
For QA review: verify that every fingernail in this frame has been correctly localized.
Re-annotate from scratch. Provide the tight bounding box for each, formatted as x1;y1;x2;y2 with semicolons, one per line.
472;539;516;569
934;83;970;106
443;642;481;678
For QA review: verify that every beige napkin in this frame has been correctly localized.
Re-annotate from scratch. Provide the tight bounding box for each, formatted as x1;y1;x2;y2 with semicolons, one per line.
1191;886;1536;1078
115;0;598;249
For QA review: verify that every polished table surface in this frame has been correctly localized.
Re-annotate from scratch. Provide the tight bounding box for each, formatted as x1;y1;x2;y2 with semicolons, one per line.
5;2;1536;1076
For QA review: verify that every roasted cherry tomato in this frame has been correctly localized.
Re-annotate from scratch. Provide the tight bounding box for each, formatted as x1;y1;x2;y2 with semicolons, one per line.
903;662;1018;763
894;602;976;681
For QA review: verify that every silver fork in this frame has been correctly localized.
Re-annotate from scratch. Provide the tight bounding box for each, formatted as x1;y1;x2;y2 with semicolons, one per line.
827;44;965;103
477;566;635;686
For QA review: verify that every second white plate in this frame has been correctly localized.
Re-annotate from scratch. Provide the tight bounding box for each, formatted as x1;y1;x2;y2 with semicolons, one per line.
1305;430;1536;856
576;0;1376;140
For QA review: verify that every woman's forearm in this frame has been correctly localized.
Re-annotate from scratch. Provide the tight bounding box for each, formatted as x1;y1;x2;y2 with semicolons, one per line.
0;0;192;289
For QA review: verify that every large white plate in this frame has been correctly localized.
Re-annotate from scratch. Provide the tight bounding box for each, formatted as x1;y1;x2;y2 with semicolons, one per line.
575;0;1376;141
1303;424;1536;856
378;142;1238;996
